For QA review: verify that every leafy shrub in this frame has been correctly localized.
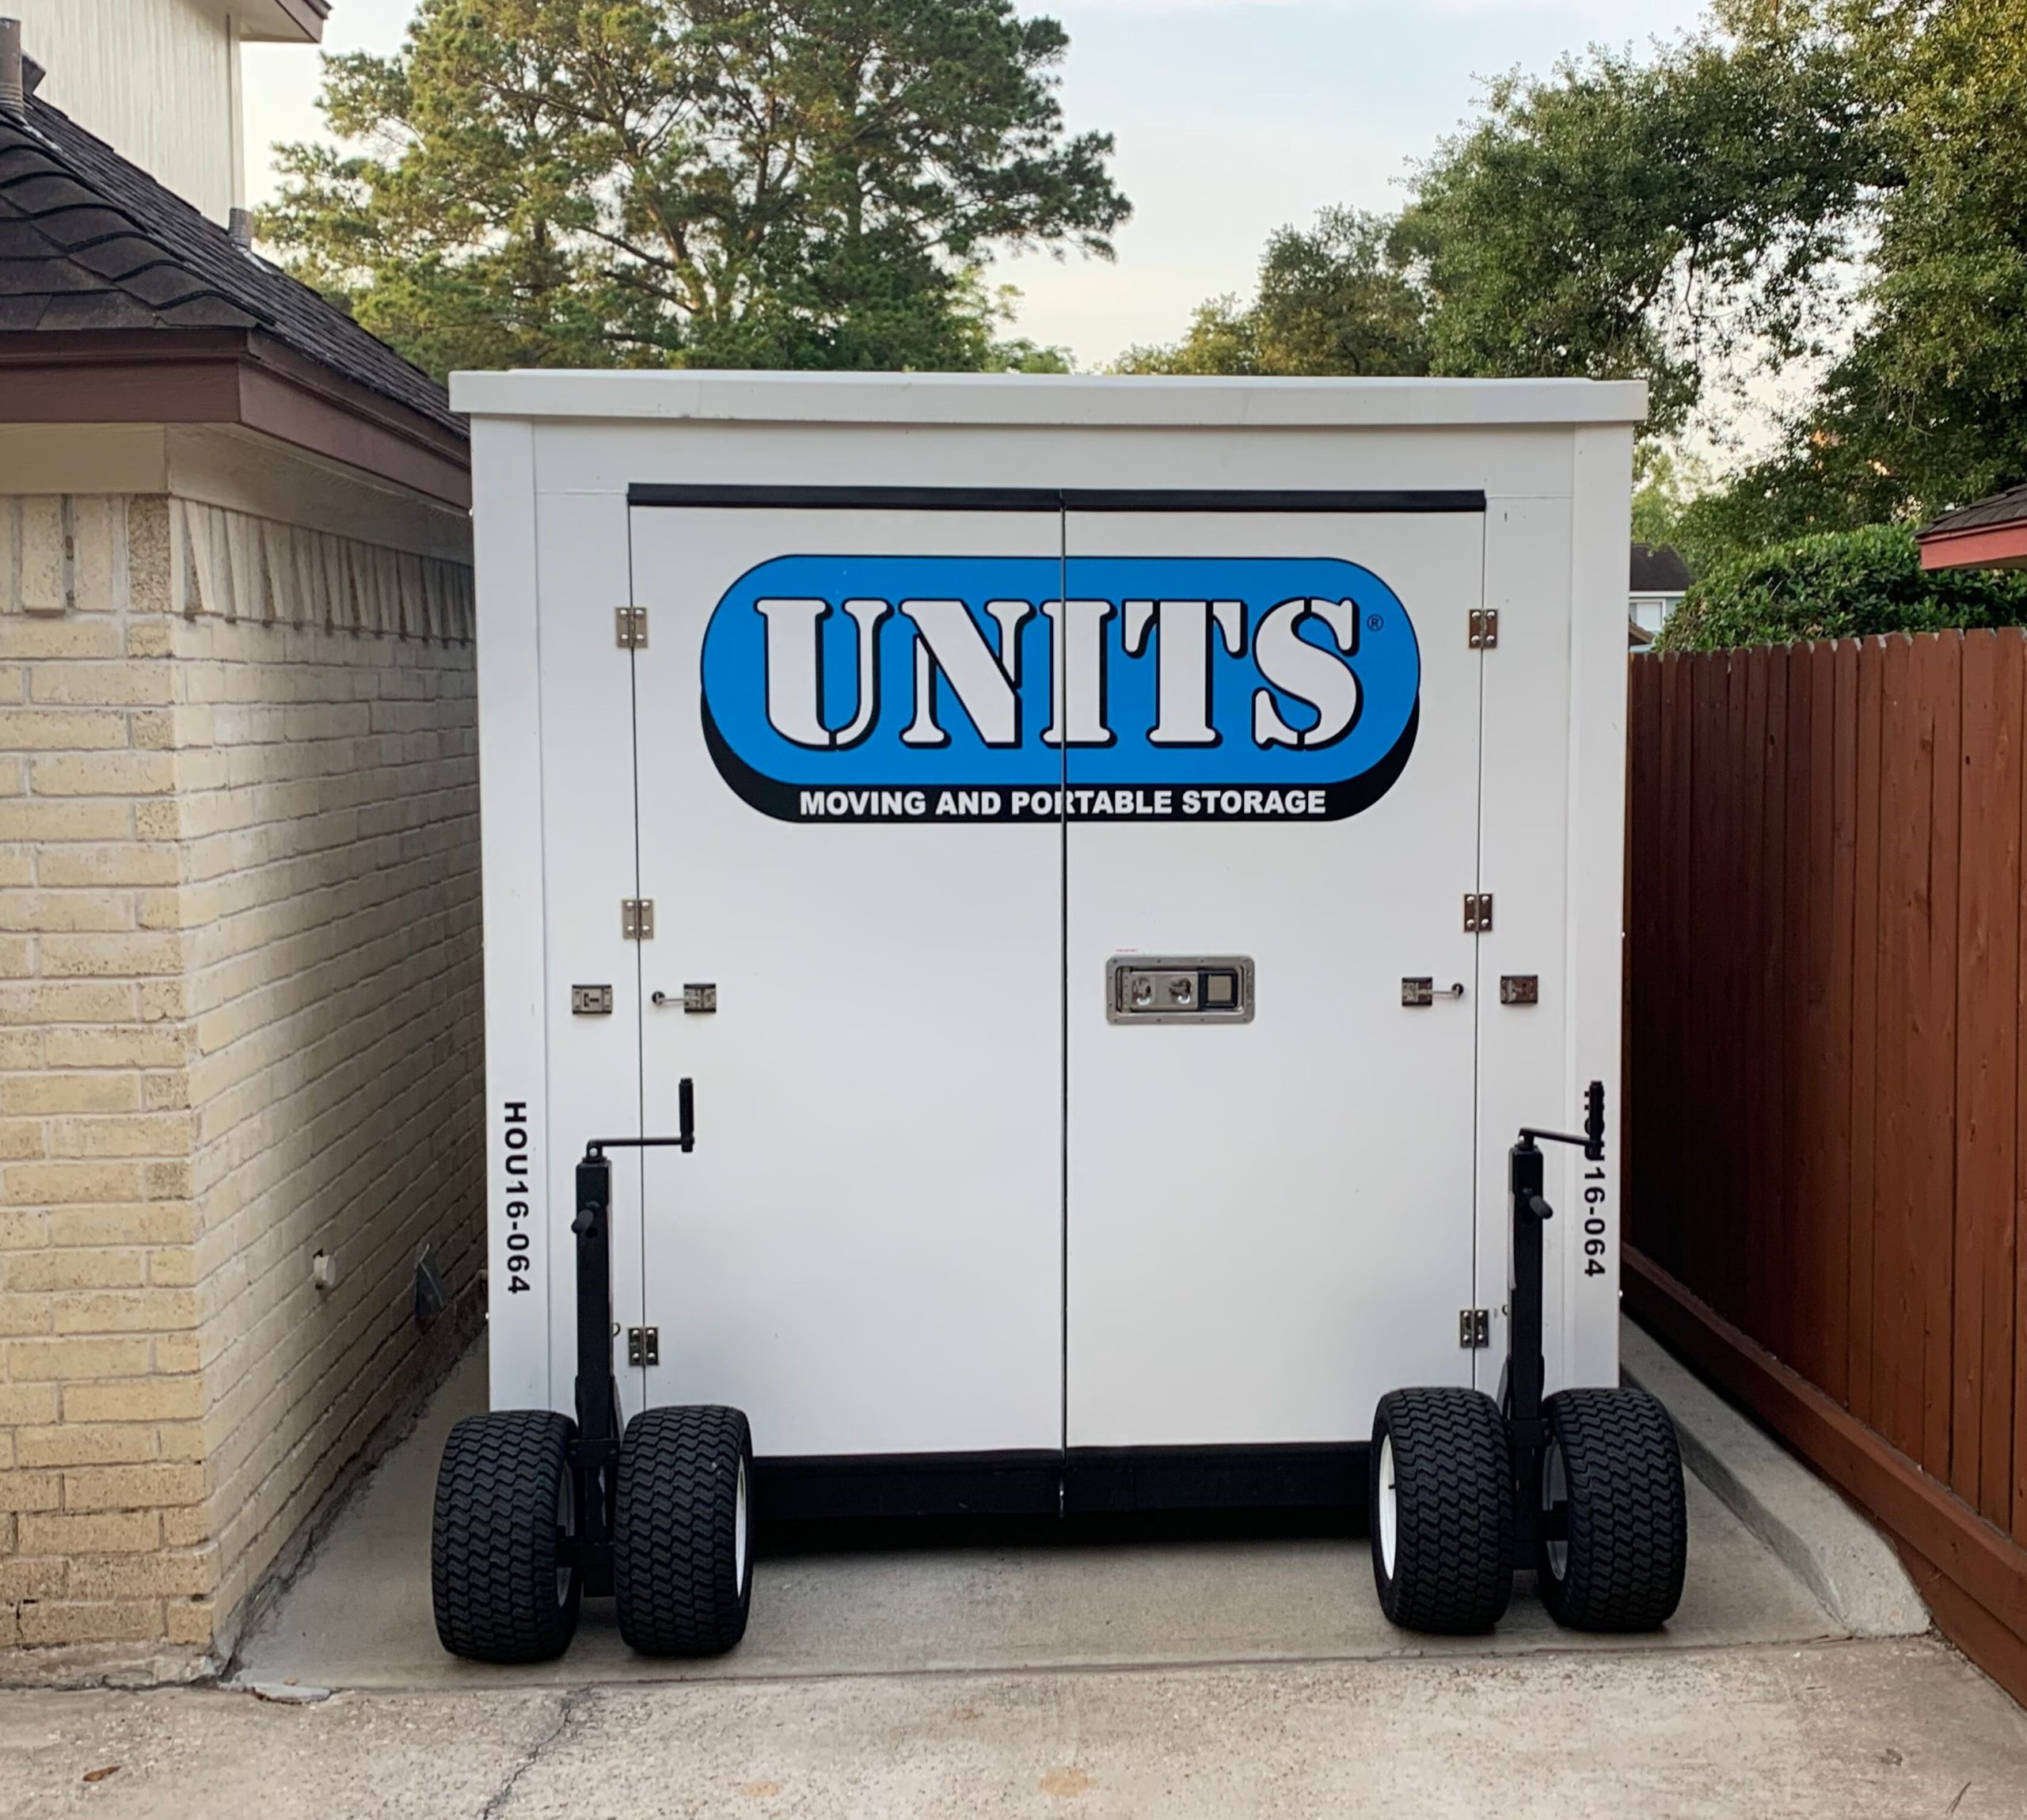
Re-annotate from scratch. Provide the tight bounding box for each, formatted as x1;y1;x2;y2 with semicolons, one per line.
1656;524;2027;652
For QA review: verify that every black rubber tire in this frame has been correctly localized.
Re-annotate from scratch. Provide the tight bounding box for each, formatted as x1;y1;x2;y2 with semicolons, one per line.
1370;1386;1513;1633
1537;1386;1688;1632
613;1404;753;1656
432;1409;581;1663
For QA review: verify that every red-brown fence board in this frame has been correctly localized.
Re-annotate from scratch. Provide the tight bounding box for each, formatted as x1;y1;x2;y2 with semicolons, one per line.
1628;629;2027;1706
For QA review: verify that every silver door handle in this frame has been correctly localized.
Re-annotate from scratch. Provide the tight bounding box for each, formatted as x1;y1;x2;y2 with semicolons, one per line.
1401;978;1466;1007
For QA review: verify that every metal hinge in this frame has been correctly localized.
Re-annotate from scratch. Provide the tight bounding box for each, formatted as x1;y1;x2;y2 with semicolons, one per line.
1459;1308;1490;1349
1463;891;1493;933
1468;607;1499;650
615;606;648;649
626;1326;660;1367
622;898;655;940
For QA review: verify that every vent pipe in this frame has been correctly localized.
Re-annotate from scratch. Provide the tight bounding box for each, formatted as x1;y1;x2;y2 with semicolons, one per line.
229;207;254;253
0;20;23;117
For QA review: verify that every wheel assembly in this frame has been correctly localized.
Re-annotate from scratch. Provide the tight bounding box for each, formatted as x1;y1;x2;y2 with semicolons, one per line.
614;1404;755;1656
1536;1385;1687;1631
1369;1385;1513;1633
431;1408;582;1663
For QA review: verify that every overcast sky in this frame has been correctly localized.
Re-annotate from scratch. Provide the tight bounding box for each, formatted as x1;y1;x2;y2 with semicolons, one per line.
245;0;1711;369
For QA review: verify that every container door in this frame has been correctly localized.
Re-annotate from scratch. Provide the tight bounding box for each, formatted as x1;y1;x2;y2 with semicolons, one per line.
1063;506;1486;1449
626;501;1065;1457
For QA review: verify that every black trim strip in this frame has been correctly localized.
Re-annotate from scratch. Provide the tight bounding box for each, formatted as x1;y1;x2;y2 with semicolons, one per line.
751;1442;1369;1523
628;482;1485;515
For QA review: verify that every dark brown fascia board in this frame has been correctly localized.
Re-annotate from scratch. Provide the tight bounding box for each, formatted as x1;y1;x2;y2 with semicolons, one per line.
0;330;470;508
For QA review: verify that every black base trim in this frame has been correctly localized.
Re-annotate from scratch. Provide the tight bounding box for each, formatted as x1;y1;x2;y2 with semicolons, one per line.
751;1443;1370;1526
629;483;1485;515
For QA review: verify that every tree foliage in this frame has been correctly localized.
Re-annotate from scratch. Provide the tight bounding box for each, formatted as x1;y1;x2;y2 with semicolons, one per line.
262;0;1127;378
1392;25;1878;433
1113;209;1426;378
1655;524;2027;651
1128;0;2027;544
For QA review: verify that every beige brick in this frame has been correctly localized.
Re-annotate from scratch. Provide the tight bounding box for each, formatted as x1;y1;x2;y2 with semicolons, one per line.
158;1506;209;1548
47;1204;195;1248
0;1557;67;1602
0;1294;49;1336
0;1470;60;1512
30;751;175;796
142;1072;190;1111
0;1207;48;1248
4;1248;146;1292
0;891;135;933
162;1597;215;1645
19;1507;160;1553
40;933;184;978
17;1598;162;1646
1;1074;140;1116
63;1461;205;1511
0;1381;59;1425
143;1159;192;1199
51;1288;198;1335
150;1333;200;1374
30;664;174;707
62;1376;202;1423
37;845;181;887
7;1335;151;1380
126;623;173;659
143;1246;196;1286
0;799;131;840
67;1548;216;1599
0;981;135;1024
48;1027;188;1069
0;709;127;750
0;1119;46;1159
15;1424;160;1468
51;1112;195;1158
6;1160;144;1203
0;619;124;660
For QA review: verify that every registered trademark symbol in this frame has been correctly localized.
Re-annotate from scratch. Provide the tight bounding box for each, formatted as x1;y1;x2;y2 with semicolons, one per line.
1367;613;1383;631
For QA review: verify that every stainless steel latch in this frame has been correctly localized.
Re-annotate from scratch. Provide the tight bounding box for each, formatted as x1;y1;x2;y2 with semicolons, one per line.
1106;956;1254;1024
1402;978;1465;1007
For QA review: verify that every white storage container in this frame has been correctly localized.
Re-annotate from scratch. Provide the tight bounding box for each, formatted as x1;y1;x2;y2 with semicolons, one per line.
430;373;1682;1663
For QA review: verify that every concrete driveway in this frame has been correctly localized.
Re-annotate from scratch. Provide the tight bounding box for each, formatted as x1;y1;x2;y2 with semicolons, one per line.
2;1337;2023;1817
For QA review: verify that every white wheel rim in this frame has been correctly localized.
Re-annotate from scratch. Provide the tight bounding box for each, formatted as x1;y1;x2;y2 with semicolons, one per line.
555;1469;575;1606
1542;1438;1569;1581
1377;1434;1398;1579
735;1456;750;1596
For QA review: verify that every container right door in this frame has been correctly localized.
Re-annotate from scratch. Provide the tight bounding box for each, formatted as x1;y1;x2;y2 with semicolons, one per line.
1063;500;1486;1450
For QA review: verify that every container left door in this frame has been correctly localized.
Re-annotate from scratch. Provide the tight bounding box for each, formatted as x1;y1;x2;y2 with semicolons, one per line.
626;501;1067;1459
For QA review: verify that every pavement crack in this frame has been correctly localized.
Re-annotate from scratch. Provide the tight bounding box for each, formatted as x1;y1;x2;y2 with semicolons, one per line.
481;1685;591;1818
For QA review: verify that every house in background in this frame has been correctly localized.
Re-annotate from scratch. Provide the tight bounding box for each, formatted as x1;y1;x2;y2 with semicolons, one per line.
0;12;483;1681
5;1;323;228
1630;542;1693;640
1919;482;2027;572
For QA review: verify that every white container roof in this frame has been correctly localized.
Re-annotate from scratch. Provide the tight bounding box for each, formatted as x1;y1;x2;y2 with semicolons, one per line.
450;370;1649;430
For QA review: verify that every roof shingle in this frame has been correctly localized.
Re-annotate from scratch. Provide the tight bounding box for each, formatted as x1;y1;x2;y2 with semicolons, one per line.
0;95;460;436
1923;481;2027;540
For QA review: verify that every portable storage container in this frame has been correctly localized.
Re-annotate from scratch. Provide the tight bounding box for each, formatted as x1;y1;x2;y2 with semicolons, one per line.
432;374;1683;1663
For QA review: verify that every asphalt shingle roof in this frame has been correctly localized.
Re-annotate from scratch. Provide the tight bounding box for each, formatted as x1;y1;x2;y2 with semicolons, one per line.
1923;481;2027;540
0;94;460;435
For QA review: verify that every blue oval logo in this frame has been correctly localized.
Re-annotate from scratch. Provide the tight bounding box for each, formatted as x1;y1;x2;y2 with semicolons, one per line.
700;555;1420;821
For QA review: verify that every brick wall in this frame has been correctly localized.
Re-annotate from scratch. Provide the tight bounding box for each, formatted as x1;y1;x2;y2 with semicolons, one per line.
0;492;481;1677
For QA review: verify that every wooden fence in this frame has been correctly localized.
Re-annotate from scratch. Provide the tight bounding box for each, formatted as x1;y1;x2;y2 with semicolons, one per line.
1626;629;2027;1704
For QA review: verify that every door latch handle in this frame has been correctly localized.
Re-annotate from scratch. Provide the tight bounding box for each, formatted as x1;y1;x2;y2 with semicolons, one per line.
1401;978;1466;1007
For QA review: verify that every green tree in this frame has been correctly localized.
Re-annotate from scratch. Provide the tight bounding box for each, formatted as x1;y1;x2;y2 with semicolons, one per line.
1389;21;1880;434
1701;0;2027;530
1115;208;1428;377
262;0;1128;379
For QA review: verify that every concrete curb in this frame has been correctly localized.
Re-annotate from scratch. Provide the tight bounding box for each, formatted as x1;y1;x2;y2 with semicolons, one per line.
1620;1315;1930;1639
